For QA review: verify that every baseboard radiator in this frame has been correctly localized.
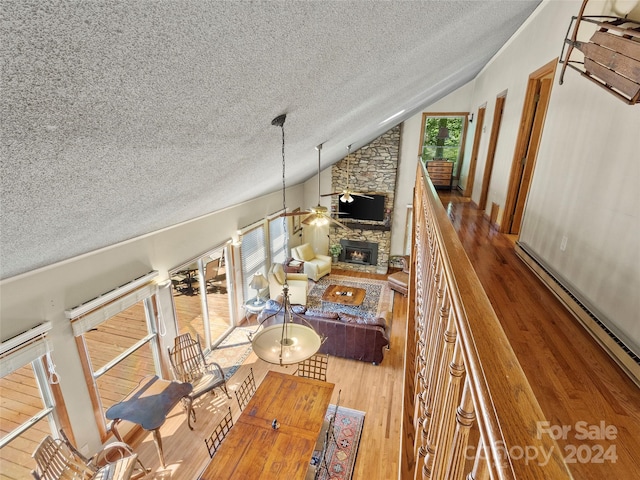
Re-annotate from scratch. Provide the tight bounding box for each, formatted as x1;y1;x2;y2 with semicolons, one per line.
515;242;640;387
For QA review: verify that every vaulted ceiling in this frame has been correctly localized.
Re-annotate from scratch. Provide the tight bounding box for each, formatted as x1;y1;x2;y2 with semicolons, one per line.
0;0;541;279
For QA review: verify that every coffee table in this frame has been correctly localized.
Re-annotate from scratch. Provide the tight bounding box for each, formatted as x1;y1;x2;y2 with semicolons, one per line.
321;284;366;308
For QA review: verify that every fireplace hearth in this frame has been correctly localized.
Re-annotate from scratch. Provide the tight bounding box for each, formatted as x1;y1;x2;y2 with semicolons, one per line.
339;239;378;266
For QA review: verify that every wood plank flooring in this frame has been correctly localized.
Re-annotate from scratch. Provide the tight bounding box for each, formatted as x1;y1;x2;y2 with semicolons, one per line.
439;191;640;480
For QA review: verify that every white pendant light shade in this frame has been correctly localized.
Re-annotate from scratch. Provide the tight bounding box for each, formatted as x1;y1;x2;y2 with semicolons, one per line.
251;322;322;365
340;192;354;203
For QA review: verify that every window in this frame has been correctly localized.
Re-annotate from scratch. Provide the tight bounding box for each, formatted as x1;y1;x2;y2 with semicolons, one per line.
0;325;59;479
420;113;469;178
268;213;288;265
169;243;235;350
240;224;267;302
68;275;162;440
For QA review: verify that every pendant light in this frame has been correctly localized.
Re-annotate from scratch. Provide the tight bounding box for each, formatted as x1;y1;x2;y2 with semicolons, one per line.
248;114;324;366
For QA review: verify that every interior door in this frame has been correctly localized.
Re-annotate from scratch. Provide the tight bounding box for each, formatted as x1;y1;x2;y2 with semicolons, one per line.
463;107;486;198
478;94;506;211
503;59;556;234
510;77;552;233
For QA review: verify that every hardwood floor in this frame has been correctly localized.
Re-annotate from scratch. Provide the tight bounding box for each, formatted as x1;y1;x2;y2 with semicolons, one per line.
439;191;640;480
114;196;639;479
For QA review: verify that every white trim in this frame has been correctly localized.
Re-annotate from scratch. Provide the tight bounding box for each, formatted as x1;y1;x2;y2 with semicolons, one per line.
0;322;51;356
70;283;157;336
65;270;158;319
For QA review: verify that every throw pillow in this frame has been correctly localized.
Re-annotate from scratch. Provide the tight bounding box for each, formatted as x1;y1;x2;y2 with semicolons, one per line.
304;309;339;320
297;243;315;262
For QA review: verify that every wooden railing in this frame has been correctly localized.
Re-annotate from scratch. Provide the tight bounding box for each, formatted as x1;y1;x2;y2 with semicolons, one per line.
400;164;573;479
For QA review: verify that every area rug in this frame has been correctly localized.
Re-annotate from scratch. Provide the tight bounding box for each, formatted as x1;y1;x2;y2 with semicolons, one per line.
310;405;366;480
208;327;254;380
307;275;393;319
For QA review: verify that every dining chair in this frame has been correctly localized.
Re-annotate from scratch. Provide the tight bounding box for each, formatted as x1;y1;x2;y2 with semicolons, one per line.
204;407;234;458
58;428;149;479
204;258;226;293
234;367;257;411
31;435;94;480
168;333;231;430
294;353;329;382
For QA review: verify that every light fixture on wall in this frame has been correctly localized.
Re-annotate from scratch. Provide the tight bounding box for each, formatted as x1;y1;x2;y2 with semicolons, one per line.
249;114;325;366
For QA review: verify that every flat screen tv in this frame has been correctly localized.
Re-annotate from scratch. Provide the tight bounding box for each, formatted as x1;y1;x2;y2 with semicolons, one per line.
338;194;386;221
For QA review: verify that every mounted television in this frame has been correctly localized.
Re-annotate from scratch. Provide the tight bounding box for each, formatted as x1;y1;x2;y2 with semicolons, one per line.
338;194;386;221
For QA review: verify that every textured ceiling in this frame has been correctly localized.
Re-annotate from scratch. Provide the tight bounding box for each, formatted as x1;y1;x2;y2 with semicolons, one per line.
0;0;541;279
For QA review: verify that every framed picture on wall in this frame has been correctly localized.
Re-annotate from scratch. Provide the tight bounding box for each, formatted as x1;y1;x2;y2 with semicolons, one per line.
292;208;302;233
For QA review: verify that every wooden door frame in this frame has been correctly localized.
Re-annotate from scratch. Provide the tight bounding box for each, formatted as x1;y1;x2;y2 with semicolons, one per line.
463;105;486;198
417;112;470;184
502;58;557;234
478;91;507;210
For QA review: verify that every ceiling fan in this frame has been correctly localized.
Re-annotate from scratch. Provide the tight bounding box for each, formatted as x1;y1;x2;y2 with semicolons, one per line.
321;145;374;203
282;143;351;230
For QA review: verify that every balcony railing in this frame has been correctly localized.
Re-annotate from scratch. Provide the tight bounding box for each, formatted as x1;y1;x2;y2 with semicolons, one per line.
400;163;573;479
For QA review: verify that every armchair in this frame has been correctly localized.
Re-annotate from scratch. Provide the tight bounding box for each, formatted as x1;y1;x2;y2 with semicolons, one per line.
268;263;308;305
388;255;410;296
291;243;331;281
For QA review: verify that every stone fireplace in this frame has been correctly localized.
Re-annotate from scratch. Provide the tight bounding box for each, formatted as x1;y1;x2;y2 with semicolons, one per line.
340;239;378;266
328;125;400;274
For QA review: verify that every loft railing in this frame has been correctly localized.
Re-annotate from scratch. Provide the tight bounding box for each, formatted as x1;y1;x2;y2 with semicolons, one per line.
400;163;573;479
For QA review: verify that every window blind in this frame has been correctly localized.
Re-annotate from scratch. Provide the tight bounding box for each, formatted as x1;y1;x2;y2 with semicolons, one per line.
269;215;288;265
69;283;156;336
240;224;267;301
0;323;52;377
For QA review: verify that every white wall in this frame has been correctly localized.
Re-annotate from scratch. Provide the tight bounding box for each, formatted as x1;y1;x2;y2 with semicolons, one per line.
0;184;304;452
397;0;640;354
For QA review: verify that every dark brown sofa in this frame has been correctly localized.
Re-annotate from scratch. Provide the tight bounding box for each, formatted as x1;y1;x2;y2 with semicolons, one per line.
257;300;390;365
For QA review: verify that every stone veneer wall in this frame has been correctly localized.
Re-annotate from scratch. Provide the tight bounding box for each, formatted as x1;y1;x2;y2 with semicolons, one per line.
329;125;400;273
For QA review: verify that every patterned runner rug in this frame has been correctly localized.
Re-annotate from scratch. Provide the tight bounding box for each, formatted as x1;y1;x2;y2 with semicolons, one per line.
307;275;393;319
311;405;366;480
208;327;254;380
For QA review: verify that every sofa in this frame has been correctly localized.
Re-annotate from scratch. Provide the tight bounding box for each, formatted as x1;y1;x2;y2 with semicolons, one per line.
257;299;390;365
291;243;332;281
267;263;308;305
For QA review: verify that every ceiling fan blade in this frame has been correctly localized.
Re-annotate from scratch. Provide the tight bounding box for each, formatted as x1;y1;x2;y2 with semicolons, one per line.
352;193;374;200
329;217;352;230
320;192;341;197
301;214;316;225
281;210;312;217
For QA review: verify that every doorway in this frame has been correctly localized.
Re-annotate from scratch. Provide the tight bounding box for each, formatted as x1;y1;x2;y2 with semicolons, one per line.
502;59;556;234
463;106;486;198
478;92;507;211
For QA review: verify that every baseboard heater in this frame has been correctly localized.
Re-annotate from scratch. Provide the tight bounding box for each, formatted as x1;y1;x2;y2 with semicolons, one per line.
515;242;640;387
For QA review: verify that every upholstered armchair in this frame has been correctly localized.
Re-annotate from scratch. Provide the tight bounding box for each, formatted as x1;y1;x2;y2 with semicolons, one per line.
291;243;332;282
388;255;410;296
268;263;308;305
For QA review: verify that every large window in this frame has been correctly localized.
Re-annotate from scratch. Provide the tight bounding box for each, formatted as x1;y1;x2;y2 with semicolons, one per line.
169;243;235;350
240;224;267;303
419;113;469;179
268;213;288;265
0;327;60;479
68;277;162;440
